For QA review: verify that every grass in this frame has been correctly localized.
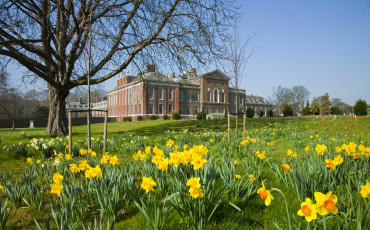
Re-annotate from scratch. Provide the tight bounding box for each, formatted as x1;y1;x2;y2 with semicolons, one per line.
0;116;369;229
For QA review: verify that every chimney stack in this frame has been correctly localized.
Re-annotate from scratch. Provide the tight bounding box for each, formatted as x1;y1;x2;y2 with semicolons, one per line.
79;96;82;104
146;65;155;73
189;68;196;78
170;72;175;79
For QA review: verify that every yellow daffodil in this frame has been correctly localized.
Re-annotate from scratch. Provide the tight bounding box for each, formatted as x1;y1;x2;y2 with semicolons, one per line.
325;159;337;170
183;144;188;149
283;164;292;172
169;151;183;167
360;180;370;199
65;154;72;160
157;158;170;172
166;139;174;147
52;172;63;184
50;183;63;196
249;174;256;182
334;155;343;164
110;155;119;166
191;156;207;170
0;183;4;190
297;198;317;222
315;144;327;155
186;177;203;199
335;147;342;153
314;191;338;215
79;148;87;155
257;181;274;206
235;174;241;179
78;160;90;171
69;164;80;173
304;146;310;152
27;158;32;164
141;176;156;193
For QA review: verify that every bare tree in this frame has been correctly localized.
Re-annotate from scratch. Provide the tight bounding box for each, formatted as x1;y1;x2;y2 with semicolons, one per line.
222;25;253;139
0;0;236;134
0;87;24;130
271;85;291;115
290;85;310;115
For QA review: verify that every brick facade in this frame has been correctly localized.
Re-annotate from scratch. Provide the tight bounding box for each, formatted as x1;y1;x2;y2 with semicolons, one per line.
104;66;246;120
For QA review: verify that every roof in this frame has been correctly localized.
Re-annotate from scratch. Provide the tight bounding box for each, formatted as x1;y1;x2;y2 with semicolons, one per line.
198;69;230;81
245;95;272;105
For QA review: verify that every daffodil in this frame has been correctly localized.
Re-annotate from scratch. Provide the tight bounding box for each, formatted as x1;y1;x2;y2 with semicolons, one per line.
360;180;370;199
315;144;327;155
257;181;274;206
191;156;207;170
235;174;241;179
0;183;4;190
27;158;32;164
141;176;156;193
50;183;63;196
69;164;80;173
52;172;63;183
110;155;119;166
297;198;317;222
283;164;292;172
166;139;174;147
79;148;87;155
314;191;338;215
65;154;72;160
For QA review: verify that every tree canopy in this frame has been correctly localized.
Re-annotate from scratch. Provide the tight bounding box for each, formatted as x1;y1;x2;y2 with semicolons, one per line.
0;0;237;134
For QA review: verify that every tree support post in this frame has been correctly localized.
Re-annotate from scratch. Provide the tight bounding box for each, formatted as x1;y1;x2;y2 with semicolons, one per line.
243;113;246;140
68;111;72;154
228;112;230;142
103;110;108;154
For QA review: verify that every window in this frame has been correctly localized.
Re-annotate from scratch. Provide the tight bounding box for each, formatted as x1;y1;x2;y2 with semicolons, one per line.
229;95;231;103
195;107;199;113
139;104;141;114
159;104;163;114
159;89;164;100
169;89;173;100
187;92;191;102
240;95;244;105
179;91;183;101
149;88;154;99
149;104;153;114
179;107;183;114
207;91;210;102
196;93;199;102
187;107;190;115
169;105;173;113
135;105;138;114
207;108;211;114
221;92;225;103
213;89;219;103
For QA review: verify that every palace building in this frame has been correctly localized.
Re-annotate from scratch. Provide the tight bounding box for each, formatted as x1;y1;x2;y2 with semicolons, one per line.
105;65;246;121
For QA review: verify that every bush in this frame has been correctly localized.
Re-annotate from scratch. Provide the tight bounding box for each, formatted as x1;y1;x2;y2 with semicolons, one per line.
246;107;254;118
257;110;264;118
149;115;159;120
353;99;368;116
197;112;206;120
267;109;273;117
283;105;293;117
137;115;143;121
123;117;132;122
171;111;180;120
163;114;169;120
331;106;342;115
302;106;311;116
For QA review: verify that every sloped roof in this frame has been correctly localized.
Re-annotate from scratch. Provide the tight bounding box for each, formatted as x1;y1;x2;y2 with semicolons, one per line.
245;95;272;105
198;69;230;81
139;72;178;84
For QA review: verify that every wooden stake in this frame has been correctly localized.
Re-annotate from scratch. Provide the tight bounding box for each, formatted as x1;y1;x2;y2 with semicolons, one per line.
228;112;230;141
68;111;72;154
243;113;246;140
103;110;108;154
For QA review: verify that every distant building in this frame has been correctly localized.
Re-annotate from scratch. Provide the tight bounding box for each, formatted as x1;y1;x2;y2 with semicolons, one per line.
245;94;272;116
105;65;246;120
66;97;107;117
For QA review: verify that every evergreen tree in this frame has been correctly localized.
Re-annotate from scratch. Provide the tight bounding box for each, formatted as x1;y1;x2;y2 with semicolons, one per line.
283;105;293;117
320;93;331;115
331;106;342;115
353;99;368;116
310;97;320;115
246;107;255;118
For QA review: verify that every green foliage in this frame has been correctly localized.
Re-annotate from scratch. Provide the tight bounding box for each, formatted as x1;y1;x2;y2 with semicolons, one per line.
310;97;320;115
331;106;342;115
267;109;273;117
163;114;169;120
353;99;368;116
319;93;331;115
137;116;143;121
282;105;293;117
32;105;49;119
123;117;132;122
302;106;311;116
246;108;254;118
197;112;206;120
149;115;159;121
258;110;264;118
171;111;180;120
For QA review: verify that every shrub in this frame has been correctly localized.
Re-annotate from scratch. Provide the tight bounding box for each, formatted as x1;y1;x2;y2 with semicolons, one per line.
331;106;342;115
283;105;293;117
171;111;180;120
246;107;254;118
123;117;132;122
257;110;264;118
353;99;368;116
163;114;169;120
197;112;206;120
137;116;143;121
149;115;159;120
267;109;273;117
302;106;311;116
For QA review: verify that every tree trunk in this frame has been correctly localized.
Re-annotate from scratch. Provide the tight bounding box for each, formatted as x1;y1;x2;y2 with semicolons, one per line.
12;119;15;130
46;85;69;135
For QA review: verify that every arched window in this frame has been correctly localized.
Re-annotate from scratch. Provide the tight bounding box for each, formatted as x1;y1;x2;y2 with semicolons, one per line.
213;89;219;103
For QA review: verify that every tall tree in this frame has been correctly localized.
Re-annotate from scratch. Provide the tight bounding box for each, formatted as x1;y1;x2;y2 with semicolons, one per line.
353;99;368;116
0;0;236;134
0;87;24;129
320;93;331;115
290;85;310;115
222;25;253;139
271;85;291;115
310;97;320;115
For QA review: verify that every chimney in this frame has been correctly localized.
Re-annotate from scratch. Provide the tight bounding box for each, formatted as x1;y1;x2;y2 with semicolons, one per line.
189;68;196;78
170;72;175;79
79;96;82;104
146;65;155;73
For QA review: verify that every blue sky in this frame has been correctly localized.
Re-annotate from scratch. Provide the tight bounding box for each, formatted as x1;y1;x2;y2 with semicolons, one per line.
7;0;370;106
236;0;370;105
